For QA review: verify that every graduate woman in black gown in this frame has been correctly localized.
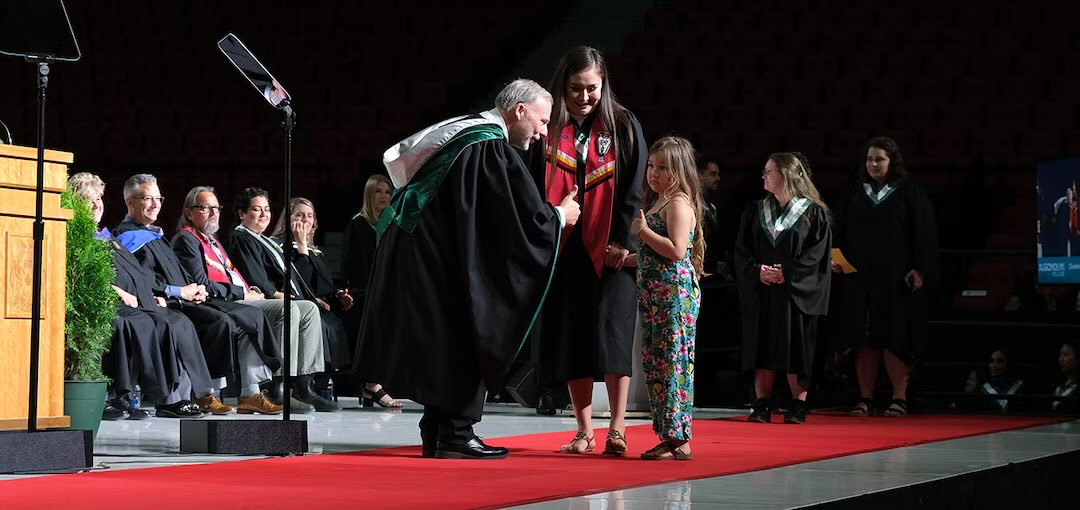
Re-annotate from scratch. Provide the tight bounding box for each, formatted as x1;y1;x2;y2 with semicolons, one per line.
832;136;938;417
735;153;832;425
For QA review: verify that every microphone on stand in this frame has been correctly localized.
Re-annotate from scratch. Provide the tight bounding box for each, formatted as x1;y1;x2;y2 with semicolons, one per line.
0;119;12;145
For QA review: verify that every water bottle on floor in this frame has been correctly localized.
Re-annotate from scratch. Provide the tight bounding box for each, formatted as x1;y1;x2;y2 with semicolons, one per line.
130;385;141;410
321;379;334;402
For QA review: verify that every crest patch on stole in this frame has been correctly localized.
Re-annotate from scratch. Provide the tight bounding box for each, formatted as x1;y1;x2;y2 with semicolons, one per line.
596;131;612;161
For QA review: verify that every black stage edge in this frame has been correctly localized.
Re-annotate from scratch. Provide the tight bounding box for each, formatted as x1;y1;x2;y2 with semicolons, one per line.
179;419;308;455
0;429;92;473
808;448;1080;510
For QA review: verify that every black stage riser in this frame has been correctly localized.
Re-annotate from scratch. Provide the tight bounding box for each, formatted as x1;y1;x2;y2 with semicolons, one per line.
0;429;93;473
179;419;308;455
807;448;1080;510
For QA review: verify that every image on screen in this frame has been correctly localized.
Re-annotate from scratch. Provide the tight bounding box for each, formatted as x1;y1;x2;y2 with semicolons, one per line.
1036;156;1080;284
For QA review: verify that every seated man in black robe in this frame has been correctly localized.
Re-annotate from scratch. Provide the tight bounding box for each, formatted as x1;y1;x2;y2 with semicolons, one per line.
356;79;580;459
69;172;209;419
113;174;283;415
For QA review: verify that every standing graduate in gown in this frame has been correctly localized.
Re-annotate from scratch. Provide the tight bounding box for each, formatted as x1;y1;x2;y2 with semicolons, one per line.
833;137;938;417
355;79;580;459
336;175;401;407
536;45;647;457
735;153;832;425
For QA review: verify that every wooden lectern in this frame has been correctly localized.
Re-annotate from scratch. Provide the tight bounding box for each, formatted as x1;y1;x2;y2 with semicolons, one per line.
0;144;73;430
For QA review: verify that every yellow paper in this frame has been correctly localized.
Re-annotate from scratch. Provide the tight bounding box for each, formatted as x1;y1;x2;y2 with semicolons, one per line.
831;248;857;274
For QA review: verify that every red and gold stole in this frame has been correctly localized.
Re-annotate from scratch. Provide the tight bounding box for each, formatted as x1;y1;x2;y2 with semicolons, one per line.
545;120;616;277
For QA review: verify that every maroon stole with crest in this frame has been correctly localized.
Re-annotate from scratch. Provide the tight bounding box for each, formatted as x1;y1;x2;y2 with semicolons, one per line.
546;121;616;277
181;226;248;288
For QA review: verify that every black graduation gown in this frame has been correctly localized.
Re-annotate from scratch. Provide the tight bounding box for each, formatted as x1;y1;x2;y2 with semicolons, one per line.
108;240;212;398
114;219;281;379
537;113;647;384
291;249;351;369
224;229;344;370
339;213;377;295
356;138;562;419
734;200;832;384
223;228;297;299
831;179;939;358
336;215;376;363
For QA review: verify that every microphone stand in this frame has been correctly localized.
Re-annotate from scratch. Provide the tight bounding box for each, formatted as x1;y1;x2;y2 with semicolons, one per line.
26;58;51;433
280;102;295;420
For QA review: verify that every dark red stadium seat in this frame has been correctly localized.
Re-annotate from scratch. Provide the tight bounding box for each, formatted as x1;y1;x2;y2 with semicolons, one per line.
786;130;827;161
802;104;848;130
1017;131;1064;162
717;105;759;130
952;77;999;104
760;105;801;130
892;103;938;130
985;103;1032;130
938;104;985;129
922;130;972;167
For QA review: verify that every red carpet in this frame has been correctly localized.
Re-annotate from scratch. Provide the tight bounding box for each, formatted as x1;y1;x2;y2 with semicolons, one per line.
0;415;1062;509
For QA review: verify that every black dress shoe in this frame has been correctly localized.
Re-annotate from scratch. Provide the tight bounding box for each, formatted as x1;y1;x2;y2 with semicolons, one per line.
784;400;808;424
102;405;128;421
109;397;150;420
294;388;341;412
420;429;437;458
748;398;772;423
155;400;204;418
433;437;509;459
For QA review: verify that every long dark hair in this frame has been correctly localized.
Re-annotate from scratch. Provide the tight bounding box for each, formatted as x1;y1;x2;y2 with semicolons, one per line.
862;136;909;183
545;46;635;180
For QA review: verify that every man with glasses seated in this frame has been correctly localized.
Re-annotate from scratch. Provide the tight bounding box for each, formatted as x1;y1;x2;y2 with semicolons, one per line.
114;174;283;415
171;186;339;412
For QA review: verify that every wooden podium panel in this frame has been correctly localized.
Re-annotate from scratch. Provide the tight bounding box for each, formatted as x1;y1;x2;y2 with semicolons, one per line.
0;145;74;430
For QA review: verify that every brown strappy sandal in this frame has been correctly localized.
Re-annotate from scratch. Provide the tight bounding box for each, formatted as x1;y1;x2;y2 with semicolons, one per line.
558;431;595;454
602;429;627;457
640;440;693;461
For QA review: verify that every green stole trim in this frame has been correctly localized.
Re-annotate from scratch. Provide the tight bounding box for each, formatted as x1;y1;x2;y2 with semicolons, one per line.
758;196;811;245
375;124;504;244
863;182;897;205
513;217;561;359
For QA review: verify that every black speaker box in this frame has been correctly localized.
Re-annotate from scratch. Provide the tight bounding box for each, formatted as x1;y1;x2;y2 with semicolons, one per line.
180;419;308;455
0;429;93;473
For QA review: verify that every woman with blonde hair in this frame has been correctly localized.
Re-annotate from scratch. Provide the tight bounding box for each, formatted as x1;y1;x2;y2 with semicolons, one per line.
734;152;832;425
624;136;703;460
340;174;393;293
338;176;403;407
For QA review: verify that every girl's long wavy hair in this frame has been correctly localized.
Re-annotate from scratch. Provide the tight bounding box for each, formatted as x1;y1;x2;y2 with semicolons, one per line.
644;136;705;279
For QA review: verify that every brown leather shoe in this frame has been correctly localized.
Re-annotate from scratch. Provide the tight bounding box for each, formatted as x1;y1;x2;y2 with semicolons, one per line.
195;393;235;415
237;391;283;415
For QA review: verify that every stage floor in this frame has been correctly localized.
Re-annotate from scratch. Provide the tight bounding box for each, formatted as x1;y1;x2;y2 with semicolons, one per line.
3;398;1078;509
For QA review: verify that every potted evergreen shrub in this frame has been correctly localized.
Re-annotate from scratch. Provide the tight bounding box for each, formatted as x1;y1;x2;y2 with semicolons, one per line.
62;190;117;440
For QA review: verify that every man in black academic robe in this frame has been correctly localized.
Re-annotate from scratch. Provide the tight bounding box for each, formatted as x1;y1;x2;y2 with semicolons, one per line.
113;174;283;415
103;228;213;418
356;79;579;459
